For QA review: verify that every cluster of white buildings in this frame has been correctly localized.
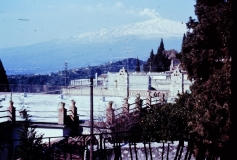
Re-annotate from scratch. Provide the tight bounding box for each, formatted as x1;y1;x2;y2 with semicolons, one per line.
68;61;192;103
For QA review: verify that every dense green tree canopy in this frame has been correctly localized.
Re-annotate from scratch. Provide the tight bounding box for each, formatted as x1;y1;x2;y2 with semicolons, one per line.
143;39;171;72
181;0;232;145
140;92;194;140
153;39;170;72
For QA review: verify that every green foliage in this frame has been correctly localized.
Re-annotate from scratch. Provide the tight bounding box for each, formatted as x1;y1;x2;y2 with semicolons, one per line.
140;92;194;140
181;0;232;143
16;123;44;160
0;59;10;92
156;38;165;55
153;39;171;72
7;58;145;93
143;39;171;72
135;58;141;72
143;49;155;72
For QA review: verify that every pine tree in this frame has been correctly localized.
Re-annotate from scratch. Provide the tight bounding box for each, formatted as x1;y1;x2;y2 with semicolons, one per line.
181;0;233;158
135;58;141;72
0;59;10;92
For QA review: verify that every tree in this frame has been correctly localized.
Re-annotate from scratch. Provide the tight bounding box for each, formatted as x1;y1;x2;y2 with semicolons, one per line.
181;33;186;53
140;92;194;140
225;0;237;159
143;49;155;72
156;38;165;55
182;33;186;44
0;59;10;92
16;122;44;160
143;39;171;72
181;0;233;158
135;58;141;72
153;39;171;72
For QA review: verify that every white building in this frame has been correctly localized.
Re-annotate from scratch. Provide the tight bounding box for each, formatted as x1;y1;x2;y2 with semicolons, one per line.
68;63;192;103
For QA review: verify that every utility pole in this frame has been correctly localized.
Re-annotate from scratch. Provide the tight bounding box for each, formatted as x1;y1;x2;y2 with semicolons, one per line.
149;62;152;72
64;61;68;86
90;77;94;160
125;39;134;72
126;39;129;72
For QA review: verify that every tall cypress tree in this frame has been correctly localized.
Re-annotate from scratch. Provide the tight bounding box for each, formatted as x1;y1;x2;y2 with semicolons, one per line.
181;33;186;52
143;39;171;72
0;59;10;92
153;38;170;72
156;38;165;55
135;58;141;72
143;49;155;72
182;33;186;44
181;0;232;158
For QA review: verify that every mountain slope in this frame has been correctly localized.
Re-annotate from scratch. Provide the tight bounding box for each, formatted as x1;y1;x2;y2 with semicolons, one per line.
63;17;186;43
0;18;186;75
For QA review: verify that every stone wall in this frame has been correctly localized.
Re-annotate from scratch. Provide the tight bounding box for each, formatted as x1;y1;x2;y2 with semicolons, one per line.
62;88;118;96
62;88;169;100
129;75;149;90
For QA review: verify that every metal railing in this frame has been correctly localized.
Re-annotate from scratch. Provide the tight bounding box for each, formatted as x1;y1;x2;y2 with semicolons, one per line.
0;129;225;160
113;97;161;120
0;110;11;122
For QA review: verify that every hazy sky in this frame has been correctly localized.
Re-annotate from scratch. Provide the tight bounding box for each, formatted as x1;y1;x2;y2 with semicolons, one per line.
0;0;196;48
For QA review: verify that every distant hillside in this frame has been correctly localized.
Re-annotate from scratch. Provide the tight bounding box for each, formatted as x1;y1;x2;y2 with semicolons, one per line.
93;58;145;74
0;37;181;75
7;58;145;93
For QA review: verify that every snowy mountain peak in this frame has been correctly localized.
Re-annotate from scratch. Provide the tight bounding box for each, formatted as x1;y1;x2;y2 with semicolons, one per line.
68;18;187;43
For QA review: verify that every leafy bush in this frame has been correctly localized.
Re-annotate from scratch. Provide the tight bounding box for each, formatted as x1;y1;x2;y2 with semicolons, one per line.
140;92;194;141
16;123;44;160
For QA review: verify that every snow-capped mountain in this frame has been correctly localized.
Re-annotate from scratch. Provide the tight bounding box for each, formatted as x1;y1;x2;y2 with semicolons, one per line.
0;18;187;75
61;17;186;43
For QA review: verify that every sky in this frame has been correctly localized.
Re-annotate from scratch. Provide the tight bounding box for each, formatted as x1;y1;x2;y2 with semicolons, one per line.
0;0;196;48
